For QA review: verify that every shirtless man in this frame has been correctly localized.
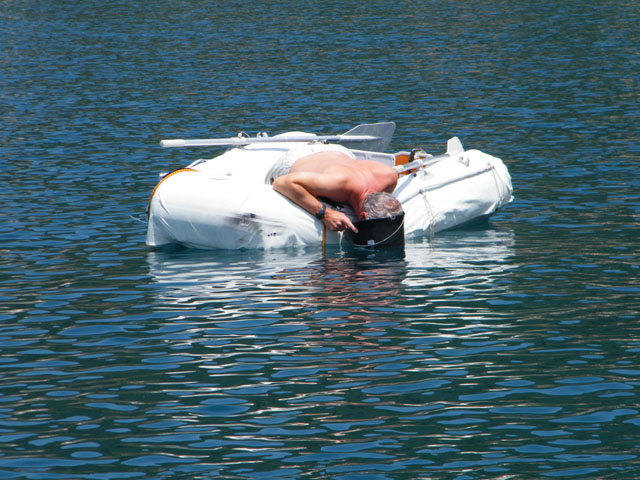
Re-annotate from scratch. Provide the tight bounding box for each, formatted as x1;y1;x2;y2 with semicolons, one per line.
272;148;402;233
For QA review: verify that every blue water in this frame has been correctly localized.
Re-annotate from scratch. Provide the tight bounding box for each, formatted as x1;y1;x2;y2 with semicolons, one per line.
1;1;639;478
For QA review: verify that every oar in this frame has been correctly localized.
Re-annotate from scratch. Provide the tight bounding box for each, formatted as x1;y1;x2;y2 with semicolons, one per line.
160;121;396;151
160;133;382;149
393;137;464;174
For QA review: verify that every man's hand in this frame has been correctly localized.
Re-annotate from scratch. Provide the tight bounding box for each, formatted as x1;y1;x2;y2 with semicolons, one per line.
323;207;358;233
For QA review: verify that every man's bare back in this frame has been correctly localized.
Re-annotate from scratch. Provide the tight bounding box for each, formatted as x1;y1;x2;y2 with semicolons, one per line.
273;151;399;233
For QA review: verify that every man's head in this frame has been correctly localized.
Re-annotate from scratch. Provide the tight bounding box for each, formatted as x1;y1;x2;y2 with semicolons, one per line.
351;193;405;248
360;192;403;221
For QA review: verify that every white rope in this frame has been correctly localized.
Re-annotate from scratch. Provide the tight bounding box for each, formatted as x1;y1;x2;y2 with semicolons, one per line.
420;190;435;240
351;219;405;248
129;214;147;224
488;163;502;199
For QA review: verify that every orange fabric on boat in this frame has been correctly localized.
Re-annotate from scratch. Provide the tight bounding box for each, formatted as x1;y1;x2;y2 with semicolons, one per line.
395;153;410;167
147;168;197;217
395;153;413;175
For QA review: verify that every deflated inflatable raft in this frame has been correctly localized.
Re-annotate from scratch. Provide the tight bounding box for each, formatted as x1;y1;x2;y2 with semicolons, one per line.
146;123;513;250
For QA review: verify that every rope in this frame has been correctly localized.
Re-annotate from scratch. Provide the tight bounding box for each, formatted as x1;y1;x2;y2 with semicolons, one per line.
488;164;502;199
421;190;435;240
129;214;147;224
351;218;405;248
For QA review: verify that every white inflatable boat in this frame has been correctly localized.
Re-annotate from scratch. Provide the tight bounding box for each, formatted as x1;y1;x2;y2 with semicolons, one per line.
146;122;513;250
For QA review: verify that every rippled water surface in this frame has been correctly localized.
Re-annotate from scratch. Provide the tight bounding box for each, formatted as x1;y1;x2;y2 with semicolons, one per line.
2;1;639;479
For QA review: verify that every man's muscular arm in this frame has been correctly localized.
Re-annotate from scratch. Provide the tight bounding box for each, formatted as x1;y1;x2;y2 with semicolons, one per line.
272;172;358;233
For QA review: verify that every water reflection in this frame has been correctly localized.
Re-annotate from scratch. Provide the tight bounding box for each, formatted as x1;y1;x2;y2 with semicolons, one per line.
138;227;592;478
147;227;515;309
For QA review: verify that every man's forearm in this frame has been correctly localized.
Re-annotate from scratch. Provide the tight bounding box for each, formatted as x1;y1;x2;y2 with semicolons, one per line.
272;176;323;216
273;177;356;232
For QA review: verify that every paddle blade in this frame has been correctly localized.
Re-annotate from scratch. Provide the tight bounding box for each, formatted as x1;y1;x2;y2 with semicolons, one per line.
446;137;464;155
341;122;396;152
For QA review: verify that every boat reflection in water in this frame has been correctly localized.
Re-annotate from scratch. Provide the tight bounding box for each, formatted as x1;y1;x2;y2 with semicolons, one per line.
146;227;515;320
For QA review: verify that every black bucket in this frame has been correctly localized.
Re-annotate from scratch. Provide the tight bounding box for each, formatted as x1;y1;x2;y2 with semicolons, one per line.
347;213;405;248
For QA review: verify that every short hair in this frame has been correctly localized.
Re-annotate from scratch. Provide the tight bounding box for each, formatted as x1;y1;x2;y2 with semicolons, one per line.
362;192;403;220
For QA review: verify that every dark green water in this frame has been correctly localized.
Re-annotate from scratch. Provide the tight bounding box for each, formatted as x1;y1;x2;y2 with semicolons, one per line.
1;1;639;479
